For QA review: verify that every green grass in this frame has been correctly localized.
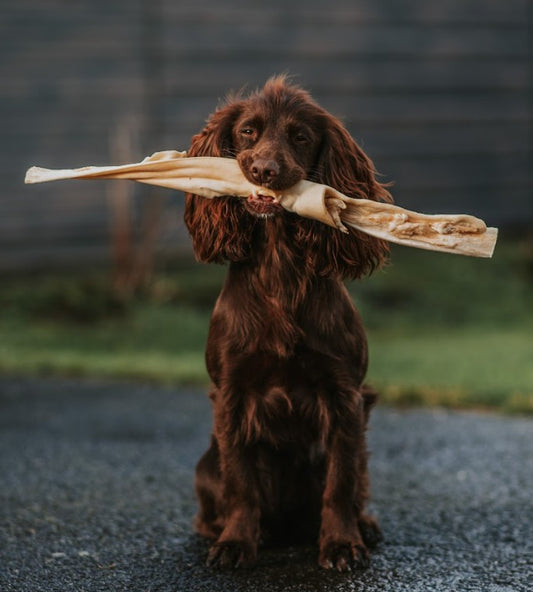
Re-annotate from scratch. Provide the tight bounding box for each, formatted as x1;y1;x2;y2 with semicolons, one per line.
367;328;533;414
356;239;533;413
0;305;209;385
0;237;532;413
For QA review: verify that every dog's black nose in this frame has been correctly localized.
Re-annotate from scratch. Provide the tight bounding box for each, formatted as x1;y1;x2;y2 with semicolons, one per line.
250;158;280;185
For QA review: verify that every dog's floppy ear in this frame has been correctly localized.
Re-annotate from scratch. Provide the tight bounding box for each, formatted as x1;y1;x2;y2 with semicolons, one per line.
188;101;243;158
315;114;392;204
297;113;392;280
185;101;255;263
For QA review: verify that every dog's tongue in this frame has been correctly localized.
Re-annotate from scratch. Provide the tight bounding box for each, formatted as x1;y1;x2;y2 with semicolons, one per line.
247;192;282;214
249;193;277;203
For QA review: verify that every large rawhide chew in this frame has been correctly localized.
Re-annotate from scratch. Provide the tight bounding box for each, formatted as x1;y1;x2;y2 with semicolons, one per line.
25;150;498;258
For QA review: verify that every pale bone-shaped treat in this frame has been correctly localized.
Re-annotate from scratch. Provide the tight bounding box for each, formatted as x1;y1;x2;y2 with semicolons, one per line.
25;150;498;258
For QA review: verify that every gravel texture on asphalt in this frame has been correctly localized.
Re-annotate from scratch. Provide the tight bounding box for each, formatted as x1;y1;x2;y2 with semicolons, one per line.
1;377;531;592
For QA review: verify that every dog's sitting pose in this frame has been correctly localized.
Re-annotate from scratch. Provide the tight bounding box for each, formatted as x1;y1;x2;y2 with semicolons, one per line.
184;76;391;571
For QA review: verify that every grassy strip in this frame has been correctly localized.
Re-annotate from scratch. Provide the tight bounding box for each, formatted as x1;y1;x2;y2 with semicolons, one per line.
0;305;209;385
1;318;530;413
0;303;531;414
0;238;531;413
367;328;533;414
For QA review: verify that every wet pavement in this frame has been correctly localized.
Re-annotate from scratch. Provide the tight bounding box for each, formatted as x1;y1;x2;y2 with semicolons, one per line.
1;377;531;591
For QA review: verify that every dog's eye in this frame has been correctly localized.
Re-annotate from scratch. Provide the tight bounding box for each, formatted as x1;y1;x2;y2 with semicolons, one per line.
240;128;255;137
293;132;309;144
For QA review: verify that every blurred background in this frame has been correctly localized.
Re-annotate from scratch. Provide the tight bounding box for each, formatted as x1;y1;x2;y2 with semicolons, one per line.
1;0;531;412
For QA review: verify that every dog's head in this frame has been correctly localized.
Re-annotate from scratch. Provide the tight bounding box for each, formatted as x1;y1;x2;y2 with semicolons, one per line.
185;76;392;278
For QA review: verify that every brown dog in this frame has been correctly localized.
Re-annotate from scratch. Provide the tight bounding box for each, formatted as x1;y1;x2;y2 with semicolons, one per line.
184;76;391;571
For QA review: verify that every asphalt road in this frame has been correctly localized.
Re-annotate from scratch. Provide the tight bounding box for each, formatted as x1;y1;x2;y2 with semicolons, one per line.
1;377;531;592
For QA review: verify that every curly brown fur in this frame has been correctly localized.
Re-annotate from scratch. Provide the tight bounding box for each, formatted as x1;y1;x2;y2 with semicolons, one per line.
185;76;390;571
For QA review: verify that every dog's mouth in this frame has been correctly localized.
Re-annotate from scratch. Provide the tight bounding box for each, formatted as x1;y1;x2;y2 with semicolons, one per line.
245;192;283;218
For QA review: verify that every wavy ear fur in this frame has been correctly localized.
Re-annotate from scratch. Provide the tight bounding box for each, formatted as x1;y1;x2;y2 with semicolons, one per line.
184;102;256;263
294;112;393;280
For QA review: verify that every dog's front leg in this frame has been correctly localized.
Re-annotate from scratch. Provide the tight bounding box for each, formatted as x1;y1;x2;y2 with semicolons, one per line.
318;397;369;572
205;409;261;568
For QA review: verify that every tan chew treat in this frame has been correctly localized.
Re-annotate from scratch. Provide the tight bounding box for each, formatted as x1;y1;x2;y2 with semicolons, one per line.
25;150;498;258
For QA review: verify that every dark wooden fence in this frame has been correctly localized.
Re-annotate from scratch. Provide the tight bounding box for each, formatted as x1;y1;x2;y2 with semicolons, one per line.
1;0;530;271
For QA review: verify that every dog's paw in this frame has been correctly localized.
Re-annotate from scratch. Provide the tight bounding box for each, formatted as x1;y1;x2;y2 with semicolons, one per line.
206;540;256;569
318;540;370;572
358;515;383;549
